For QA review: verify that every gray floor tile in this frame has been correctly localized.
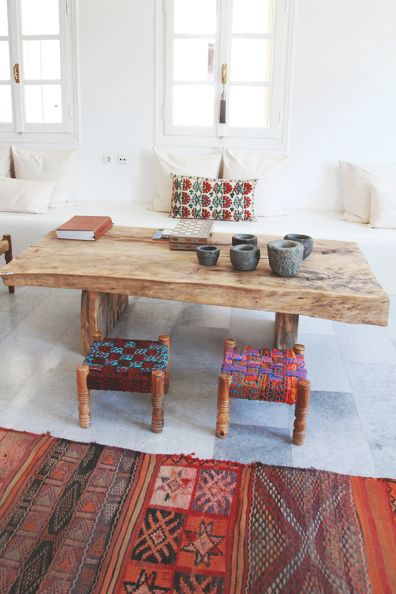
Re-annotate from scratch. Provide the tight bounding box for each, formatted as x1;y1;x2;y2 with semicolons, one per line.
178;303;231;329
292;391;376;476
299;315;335;335
170;325;226;380
229;399;293;429
112;297;184;339
346;362;396;477
334;321;396;365
299;333;351;392
2;371;216;459
214;424;293;465
229;308;275;346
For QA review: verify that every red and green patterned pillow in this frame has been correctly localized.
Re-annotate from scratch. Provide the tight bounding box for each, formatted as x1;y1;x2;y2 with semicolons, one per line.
169;174;257;221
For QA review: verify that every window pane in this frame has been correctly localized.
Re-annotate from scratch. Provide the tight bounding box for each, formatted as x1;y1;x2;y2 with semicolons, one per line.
232;0;275;34
0;85;12;122
174;0;216;35
0;41;10;80
231;39;273;82
174;39;215;81
24;84;62;123
21;0;60;35
0;0;8;36
229;86;271;127
173;85;214;126
23;40;61;80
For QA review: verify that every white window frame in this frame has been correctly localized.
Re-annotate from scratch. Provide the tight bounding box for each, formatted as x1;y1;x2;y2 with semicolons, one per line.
0;0;80;144
155;0;294;150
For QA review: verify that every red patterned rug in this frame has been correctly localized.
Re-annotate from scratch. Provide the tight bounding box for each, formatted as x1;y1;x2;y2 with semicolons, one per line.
0;428;395;593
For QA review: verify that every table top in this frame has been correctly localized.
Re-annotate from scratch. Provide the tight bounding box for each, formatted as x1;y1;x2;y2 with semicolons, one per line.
0;226;389;326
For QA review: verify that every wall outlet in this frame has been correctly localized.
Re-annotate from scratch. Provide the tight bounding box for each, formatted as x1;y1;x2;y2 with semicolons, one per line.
117;154;127;165
103;154;114;164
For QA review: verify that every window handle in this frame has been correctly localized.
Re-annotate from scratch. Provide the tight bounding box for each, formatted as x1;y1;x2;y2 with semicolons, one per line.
13;63;20;84
221;63;228;85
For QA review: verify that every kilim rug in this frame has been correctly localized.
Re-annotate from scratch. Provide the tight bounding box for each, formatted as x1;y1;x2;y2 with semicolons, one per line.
0;429;395;594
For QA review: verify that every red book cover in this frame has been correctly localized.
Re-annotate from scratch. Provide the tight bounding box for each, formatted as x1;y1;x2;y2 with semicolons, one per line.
56;216;113;240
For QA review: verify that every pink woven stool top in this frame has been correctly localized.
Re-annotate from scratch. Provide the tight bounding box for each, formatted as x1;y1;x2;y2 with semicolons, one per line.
221;345;307;404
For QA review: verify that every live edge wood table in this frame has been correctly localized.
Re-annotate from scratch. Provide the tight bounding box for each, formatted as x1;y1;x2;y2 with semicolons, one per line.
0;226;389;355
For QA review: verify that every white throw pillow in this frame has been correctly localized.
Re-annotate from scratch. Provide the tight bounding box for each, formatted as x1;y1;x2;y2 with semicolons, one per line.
369;170;396;228
11;146;78;207
0;145;11;177
339;161;396;223
222;147;289;216
152;147;222;212
0;176;56;214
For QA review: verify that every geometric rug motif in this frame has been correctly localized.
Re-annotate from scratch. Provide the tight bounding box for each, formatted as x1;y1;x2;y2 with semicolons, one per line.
192;468;237;515
150;465;196;509
0;428;395;593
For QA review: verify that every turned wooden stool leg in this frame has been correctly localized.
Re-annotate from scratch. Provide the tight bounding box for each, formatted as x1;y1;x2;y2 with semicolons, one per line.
216;373;232;438
76;364;91;428
151;369;165;433
158;335;171;394
224;337;236;354
293;343;305;356
292;379;311;445
3;234;14;294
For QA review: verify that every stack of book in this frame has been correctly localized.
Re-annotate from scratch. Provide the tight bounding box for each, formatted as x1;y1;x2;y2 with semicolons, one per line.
168;220;214;251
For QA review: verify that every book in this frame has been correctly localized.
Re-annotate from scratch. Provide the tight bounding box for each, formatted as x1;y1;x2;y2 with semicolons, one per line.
56;216;113;241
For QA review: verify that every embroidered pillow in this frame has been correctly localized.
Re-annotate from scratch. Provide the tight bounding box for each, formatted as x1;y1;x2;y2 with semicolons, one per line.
169;175;257;221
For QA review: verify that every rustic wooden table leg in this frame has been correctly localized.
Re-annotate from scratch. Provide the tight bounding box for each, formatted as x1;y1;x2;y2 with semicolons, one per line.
3;234;14;294
151;369;165;433
275;313;299;349
292;379;311;445
76;364;91;428
81;290;129;355
216;374;232;438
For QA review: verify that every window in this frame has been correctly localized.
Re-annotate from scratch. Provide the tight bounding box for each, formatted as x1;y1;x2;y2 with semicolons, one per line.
0;0;78;142
156;0;293;148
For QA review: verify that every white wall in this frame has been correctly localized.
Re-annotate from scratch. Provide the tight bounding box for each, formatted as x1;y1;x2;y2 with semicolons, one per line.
73;0;396;210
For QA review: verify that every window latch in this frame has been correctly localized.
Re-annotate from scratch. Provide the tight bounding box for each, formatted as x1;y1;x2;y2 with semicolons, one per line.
220;63;228;124
13;64;20;84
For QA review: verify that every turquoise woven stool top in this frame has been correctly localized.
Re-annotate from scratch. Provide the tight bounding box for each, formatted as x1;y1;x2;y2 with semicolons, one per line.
221;345;307;404
84;338;168;393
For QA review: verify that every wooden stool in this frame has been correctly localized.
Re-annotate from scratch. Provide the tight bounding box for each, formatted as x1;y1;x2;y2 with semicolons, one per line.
216;339;311;445
0;234;14;293
76;333;170;433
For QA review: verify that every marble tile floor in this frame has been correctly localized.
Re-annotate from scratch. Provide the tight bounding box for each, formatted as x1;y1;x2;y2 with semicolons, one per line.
0;286;395;478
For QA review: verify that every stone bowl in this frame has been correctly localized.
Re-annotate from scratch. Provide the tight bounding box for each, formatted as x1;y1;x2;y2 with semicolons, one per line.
267;240;303;277
196;245;220;266
284;234;313;259
232;233;258;247
230;244;261;271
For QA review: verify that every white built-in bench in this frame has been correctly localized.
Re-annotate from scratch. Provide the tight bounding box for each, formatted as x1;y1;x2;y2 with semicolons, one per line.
1;202;395;295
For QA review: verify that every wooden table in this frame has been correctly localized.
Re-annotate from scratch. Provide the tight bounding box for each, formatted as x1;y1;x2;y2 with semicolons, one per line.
0;226;389;354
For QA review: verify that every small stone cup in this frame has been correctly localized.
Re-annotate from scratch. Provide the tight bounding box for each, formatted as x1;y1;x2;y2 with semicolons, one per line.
230;244;261;271
232;233;258;247
267;240;303;277
196;245;220;266
284;234;313;259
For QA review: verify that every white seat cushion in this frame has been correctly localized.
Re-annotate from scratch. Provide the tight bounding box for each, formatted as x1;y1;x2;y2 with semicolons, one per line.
12;146;78;207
